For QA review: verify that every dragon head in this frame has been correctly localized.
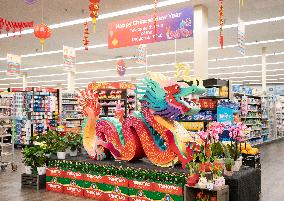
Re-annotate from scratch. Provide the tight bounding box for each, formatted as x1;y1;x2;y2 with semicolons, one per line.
135;72;204;120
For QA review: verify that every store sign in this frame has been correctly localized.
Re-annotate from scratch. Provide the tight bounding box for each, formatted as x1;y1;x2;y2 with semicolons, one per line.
108;7;193;48
88;82;136;90
237;18;245;55
63;45;76;71
135;44;147;65
217;107;234;125
6;54;21;76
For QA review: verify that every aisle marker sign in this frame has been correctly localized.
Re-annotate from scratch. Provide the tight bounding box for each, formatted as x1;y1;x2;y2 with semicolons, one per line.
108;7;193;48
135;44;147;65
6;54;21;76
237;18;245;55
63;46;76;71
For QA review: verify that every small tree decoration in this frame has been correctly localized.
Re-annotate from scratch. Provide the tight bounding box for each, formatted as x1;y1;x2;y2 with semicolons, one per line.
89;0;100;32
83;22;89;50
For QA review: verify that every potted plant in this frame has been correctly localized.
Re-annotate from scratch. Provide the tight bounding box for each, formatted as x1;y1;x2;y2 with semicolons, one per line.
54;135;68;159
22;146;35;174
33;146;48;175
186;162;200;187
66;132;82;157
224;158;235;176
213;161;225;189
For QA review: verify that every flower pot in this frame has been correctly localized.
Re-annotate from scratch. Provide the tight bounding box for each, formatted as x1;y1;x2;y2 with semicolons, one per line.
66;147;71;155
37;166;46;175
210;196;217;201
214;176;226;189
57;152;66;159
232;162;241;172
224;169;233;176
25;166;32;174
45;153;51;158
197;177;207;189
186;174;199;186
206;181;214;190
69;149;78;157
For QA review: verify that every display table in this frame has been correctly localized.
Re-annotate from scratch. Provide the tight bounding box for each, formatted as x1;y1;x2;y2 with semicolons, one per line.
224;167;261;201
46;154;188;201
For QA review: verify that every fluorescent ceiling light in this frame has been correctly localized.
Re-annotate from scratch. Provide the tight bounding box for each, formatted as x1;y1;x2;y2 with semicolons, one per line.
0;0;191;39
266;78;278;81
208;16;284;31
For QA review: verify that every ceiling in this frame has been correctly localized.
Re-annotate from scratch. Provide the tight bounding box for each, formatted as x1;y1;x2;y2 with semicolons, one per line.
0;0;284;90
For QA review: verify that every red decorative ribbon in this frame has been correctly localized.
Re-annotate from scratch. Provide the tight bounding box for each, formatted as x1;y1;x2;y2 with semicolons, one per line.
0;18;33;36
219;0;224;49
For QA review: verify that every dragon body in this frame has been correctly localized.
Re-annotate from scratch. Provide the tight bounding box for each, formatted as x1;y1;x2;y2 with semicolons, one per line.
79;72;205;167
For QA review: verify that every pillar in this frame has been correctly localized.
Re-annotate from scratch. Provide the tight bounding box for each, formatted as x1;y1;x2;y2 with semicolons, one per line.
262;47;267;92
67;71;75;91
193;5;208;80
22;72;27;90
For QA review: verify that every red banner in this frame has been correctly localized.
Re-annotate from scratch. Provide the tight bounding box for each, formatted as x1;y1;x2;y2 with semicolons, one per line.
108;7;193;48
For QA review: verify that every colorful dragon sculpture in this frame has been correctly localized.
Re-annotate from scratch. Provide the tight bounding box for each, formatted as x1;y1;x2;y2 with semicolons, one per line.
79;71;205;168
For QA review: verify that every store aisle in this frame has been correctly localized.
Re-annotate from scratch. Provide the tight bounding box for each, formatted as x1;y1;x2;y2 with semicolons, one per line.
260;139;284;201
0;140;284;201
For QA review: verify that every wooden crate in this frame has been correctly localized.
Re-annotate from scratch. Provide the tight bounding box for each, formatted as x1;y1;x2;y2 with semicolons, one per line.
21;173;46;190
184;185;229;201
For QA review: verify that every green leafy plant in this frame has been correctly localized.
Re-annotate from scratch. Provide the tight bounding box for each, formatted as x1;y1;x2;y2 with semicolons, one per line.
65;132;83;151
33;146;48;167
54;135;68;152
224;158;235;171
22;146;36;167
210;142;224;158
22;146;48;170
32;130;61;154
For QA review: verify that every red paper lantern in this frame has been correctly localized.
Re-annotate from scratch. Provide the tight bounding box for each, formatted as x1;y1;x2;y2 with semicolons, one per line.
89;0;100;32
116;59;126;76
34;23;52;49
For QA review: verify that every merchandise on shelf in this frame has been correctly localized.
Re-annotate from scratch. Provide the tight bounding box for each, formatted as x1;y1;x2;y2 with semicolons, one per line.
233;89;271;146
61;91;83;132
0;92;15;169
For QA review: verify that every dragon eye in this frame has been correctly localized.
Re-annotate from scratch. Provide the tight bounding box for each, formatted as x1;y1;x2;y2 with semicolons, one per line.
175;85;178;89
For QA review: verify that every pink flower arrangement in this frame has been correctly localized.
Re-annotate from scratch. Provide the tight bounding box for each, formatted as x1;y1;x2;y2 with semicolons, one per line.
198;122;226;142
228;122;247;142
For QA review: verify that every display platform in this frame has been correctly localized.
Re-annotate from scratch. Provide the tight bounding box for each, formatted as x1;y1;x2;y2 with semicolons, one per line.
46;154;188;201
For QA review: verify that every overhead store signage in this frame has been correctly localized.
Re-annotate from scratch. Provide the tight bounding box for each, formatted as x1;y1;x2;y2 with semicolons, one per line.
63;45;76;71
6;54;21;76
135;44;147;65
237;18;245;55
108;7;193;49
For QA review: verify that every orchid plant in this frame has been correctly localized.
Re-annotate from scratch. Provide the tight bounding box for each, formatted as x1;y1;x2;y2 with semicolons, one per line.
227;122;247;161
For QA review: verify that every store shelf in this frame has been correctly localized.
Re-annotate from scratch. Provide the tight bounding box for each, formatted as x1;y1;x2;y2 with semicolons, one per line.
199;96;228;99
178;120;214;122
62;98;77;100
0;106;12;109
200;108;216;111
62;103;78;105
64;118;84;121
0;143;13;147
0;134;12;137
